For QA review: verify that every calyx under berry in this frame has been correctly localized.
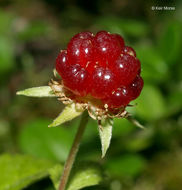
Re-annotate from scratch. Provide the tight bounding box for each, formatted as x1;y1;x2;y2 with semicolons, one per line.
54;31;143;114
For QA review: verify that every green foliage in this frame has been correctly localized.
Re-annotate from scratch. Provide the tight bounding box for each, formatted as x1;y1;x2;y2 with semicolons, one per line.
94;16;149;37
158;21;182;64
18;118;74;162
50;162;103;190
49;165;63;189
0;154;54;190
134;85;166;121
0;154;103;190
125;129;153;152
18;21;51;41
0;11;14;36
106;154;146;178
113;118;135;137
0;37;15;75
136;46;168;83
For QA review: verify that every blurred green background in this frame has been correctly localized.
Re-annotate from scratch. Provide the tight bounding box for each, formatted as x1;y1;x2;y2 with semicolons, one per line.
0;0;182;190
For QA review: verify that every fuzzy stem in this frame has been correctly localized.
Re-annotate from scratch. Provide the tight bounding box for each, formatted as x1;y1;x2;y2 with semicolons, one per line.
58;111;89;190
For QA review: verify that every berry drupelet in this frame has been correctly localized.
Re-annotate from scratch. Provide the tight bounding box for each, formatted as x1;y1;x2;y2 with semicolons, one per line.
55;31;143;110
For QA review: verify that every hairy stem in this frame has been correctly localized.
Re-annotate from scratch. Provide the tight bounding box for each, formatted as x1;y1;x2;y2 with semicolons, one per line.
59;111;89;190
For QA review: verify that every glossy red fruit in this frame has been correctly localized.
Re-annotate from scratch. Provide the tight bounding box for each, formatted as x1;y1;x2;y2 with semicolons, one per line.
66;64;90;96
93;31;124;66
56;51;90;96
113;34;125;48
102;87;132;108
91;67;118;99
67;32;94;69
102;75;143;108
56;31;143;108
122;46;136;57
129;75;144;100
56;50;69;80
112;54;140;86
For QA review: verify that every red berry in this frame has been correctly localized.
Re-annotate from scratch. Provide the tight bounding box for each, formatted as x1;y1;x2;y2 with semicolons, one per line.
56;52;90;96
56;50;69;79
65;64;90;96
55;31;143;108
102;87;132;108
91;67;117;99
112;54;140;86
93;31;123;67
122;46;136;57
67;32;94;69
102;75;143;108
129;75;144;100
72;31;93;40
113;33;125;48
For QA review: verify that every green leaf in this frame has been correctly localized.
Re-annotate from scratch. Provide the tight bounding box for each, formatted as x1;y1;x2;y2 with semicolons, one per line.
98;118;113;158
113;118;135;137
0;37;15;75
18;21;51;42
0;154;55;190
0;11;13;36
136;46;168;83
95;16;149;37
49;162;103;190
125;129;153;152
158;21;182;64
16;86;57;97
48;104;84;127
18;118;74;162
134;85;166;121
168;88;182;115
106;154;146;178
49;165;63;190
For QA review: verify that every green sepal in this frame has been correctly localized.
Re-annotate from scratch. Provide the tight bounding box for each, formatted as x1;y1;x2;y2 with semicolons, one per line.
48;103;84;127
98;118;113;158
16;86;57;97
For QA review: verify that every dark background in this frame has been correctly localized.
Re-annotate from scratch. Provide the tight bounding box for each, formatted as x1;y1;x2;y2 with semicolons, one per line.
0;0;182;189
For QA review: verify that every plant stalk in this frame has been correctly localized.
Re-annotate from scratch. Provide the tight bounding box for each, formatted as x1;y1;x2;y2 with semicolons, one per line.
58;111;89;190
